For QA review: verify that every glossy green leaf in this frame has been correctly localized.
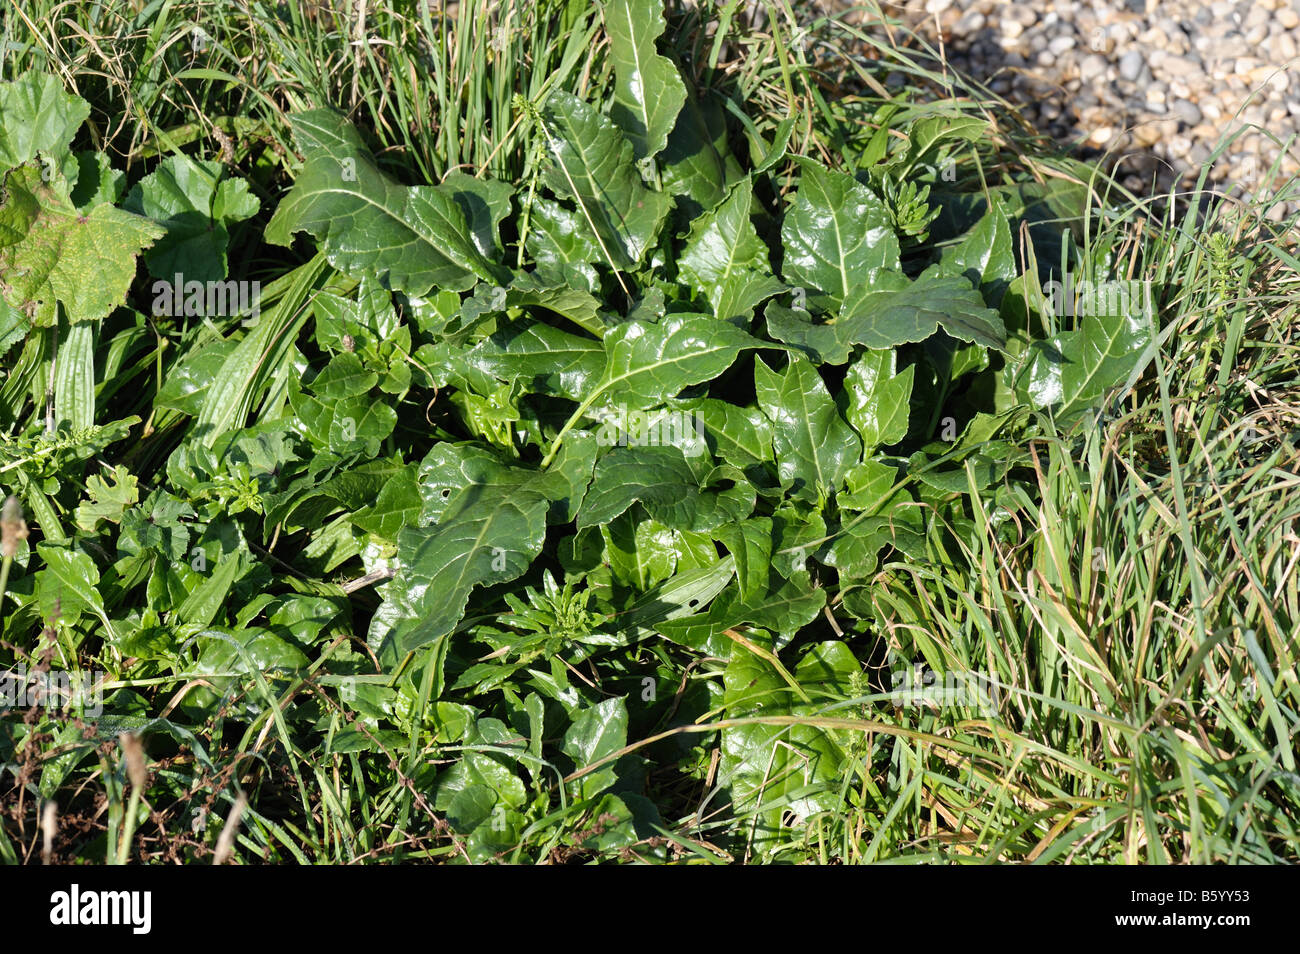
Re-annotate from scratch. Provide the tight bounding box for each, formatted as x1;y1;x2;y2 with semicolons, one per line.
719;638;849;856
590;313;762;412
676;397;773;466
380;485;549;655
615;556;735;636
524;196;602;290
578;445;700;530
266;110;495;294
755;356;860;502
660;94;742;217
678;179;783;322
937;196;1016;306
603;510;680;589
713;517;772;602
440;170;514;259
465;319;603;401
769;270;1007;364
603;0;686;160
185;628;310;718
781;158;898;309
562;697;628;798
352;464;422;541
843;348;914;450
288;354;398;457
659;572;826;652
539;90;672;270
35;544;116;641
1018;301;1155;423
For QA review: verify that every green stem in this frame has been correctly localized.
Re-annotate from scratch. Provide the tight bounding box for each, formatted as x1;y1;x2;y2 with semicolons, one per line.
539;391;599;469
0;556;10;611
116;785;142;865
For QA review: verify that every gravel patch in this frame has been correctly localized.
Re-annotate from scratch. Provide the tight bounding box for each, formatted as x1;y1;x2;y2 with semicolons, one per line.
867;0;1300;219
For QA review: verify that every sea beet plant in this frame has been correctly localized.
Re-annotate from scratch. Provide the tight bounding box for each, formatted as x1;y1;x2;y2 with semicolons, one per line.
0;0;1194;865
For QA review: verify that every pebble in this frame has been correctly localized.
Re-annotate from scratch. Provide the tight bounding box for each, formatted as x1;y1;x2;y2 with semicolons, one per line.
1161;54;1201;76
1246;6;1272;29
1079;53;1109;82
1119;49;1145;81
1049;36;1076;56
1171;99;1203;124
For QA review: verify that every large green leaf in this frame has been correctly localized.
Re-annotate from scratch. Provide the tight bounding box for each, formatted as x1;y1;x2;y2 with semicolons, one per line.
154;337;238;414
125;156;259;282
659;574;826;652
780;158;898;309
538;91;672;270
589;313;762;413
577;445;700;530
35;544;117;641
417;444;527;525
184;628;310;718
713;518;773;602
936;196;1016;306
676;397;773;466
615;557;736;637
660;94;742;218
524;196;602;291
767;270;1007;364
380;485;549;656
266;110;495;294
718;638;852;856
439;170;514;259
602;0;686;161
352;464;422;541
0;164;164;326
825;510;925;578
464;319;603;402
1018;303;1155;423
562;697;629;799
602;511;710;589
843;347;914;450
288;352;398;455
433;717;528;819
678;179;783;322
755;356;860;502
417;439;595;528
0;74;89;172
